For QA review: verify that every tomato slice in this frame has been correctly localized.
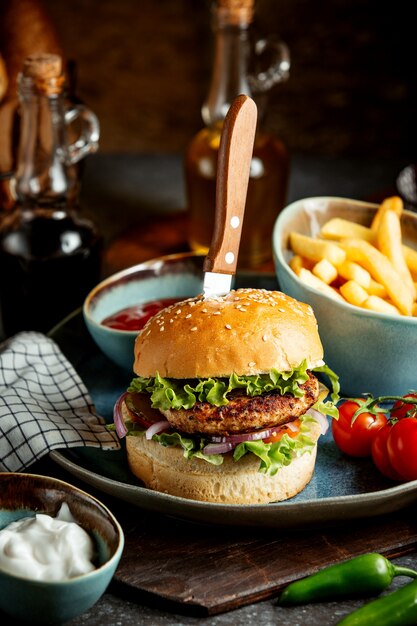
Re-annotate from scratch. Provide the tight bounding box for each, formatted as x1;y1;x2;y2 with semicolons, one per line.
387;417;417;481
263;419;301;443
332;399;387;457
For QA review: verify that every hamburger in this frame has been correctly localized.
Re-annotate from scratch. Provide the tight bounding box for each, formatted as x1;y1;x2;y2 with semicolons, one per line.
113;288;339;504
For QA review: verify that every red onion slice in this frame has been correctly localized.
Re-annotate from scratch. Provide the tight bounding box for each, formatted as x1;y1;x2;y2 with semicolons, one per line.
113;392;128;439
306;408;329;435
207;426;279;444
286;421;299;432
145;420;171;440
202;441;236;455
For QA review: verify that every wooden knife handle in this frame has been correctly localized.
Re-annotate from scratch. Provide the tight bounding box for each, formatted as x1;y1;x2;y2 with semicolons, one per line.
203;94;257;275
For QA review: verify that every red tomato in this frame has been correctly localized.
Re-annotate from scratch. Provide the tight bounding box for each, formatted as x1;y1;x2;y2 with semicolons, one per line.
390;393;417;420
332;400;387;457
371;423;403;481
387;417;417;481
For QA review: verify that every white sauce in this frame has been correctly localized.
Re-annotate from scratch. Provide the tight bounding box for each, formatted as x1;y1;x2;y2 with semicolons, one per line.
0;503;96;581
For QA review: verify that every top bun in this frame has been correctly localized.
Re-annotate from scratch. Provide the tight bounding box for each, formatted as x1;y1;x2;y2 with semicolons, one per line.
134;289;324;379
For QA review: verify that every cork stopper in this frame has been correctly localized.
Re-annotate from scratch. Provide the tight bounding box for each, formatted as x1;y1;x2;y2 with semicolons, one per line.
217;0;254;24
21;53;64;94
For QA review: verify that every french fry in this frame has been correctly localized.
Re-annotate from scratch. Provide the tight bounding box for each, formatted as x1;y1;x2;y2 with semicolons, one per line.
339;280;368;307
403;245;417;278
290;232;346;266
366;279;388;299
341;238;413;315
320;218;374;243
376;209;416;299
298;268;345;301
370;196;403;234
289;254;306;276
363;295;401;316
337;260;371;289
312;258;338;284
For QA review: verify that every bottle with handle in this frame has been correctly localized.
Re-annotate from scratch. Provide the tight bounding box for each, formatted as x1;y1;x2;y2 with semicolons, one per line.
185;0;290;270
14;53;99;207
0;53;102;338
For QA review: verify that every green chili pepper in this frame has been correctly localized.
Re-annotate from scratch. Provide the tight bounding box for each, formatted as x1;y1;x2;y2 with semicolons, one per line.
337;578;417;625
278;553;417;606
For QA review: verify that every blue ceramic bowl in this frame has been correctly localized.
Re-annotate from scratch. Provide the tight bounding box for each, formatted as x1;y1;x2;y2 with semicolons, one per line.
0;473;124;624
273;196;417;397
83;252;205;371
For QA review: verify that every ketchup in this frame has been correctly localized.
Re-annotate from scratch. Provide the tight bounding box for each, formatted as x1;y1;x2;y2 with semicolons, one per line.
101;297;181;331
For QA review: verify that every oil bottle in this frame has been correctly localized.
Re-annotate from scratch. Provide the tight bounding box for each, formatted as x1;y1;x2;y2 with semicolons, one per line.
185;0;290;269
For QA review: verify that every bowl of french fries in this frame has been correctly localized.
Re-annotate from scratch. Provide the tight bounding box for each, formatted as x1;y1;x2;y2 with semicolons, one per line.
273;195;417;397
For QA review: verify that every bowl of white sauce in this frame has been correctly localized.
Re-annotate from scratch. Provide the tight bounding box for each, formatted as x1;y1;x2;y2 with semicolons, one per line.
0;472;124;624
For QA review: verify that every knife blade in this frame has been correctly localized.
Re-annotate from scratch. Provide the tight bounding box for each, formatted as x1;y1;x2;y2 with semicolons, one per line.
203;94;257;298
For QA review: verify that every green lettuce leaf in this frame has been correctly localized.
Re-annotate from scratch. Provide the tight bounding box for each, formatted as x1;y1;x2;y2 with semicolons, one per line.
128;361;311;410
311;363;340;419
233;415;316;475
122;415;317;475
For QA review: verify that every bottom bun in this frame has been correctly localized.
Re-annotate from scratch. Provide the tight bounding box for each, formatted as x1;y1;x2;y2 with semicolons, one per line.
126;420;321;505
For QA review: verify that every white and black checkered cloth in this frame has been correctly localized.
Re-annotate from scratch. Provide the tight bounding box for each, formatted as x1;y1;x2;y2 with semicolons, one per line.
0;332;120;472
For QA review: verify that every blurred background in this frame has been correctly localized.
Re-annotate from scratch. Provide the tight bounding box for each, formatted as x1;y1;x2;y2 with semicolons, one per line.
1;0;416;282
2;0;413;160
0;0;416;333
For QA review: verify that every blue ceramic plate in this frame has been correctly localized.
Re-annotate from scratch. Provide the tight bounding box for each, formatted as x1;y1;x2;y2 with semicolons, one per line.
49;273;417;528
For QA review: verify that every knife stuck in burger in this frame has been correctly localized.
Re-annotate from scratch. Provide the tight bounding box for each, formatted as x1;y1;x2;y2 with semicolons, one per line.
112;95;340;504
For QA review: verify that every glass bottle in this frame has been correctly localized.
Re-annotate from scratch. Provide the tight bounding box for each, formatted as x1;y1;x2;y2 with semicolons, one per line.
0;53;102;337
185;0;290;270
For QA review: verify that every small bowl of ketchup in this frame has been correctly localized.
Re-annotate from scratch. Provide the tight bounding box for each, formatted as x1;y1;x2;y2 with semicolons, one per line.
83;252;205;371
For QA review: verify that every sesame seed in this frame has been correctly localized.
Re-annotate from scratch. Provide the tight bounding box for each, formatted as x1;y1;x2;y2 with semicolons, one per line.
190;326;197;331
262;334;267;341
185;313;192;319
213;311;221;315
202;308;207;313
239;308;246;312
248;361;256;367
225;324;232;330
170;319;174;323
176;309;181;315
160;326;164;332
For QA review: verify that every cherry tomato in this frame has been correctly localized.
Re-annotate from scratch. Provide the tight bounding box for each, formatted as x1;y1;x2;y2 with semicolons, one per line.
371;423;403;481
332;400;387;457
387;417;417;481
390;393;417;420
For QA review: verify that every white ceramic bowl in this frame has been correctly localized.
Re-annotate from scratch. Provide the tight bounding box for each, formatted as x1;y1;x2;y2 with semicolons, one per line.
273;196;417;397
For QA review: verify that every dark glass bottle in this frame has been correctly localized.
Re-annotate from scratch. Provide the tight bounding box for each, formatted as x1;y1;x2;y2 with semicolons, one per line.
0;53;101;337
185;0;290;269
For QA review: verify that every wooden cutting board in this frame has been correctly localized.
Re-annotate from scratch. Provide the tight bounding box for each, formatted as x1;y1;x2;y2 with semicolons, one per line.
112;503;417;616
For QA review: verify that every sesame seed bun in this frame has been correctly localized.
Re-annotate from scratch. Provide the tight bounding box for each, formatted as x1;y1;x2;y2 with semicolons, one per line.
124;409;321;504
133;288;324;379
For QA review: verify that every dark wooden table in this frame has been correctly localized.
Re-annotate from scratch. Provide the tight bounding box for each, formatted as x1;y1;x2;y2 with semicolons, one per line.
2;151;416;626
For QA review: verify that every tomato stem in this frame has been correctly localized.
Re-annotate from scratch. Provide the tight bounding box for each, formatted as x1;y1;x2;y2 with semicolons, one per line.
350;395;417;422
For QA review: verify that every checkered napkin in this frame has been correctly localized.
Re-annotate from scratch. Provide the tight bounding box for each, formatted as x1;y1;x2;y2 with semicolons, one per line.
0;332;120;472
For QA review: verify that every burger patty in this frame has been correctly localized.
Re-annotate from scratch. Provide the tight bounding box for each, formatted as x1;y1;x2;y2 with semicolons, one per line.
161;372;320;436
